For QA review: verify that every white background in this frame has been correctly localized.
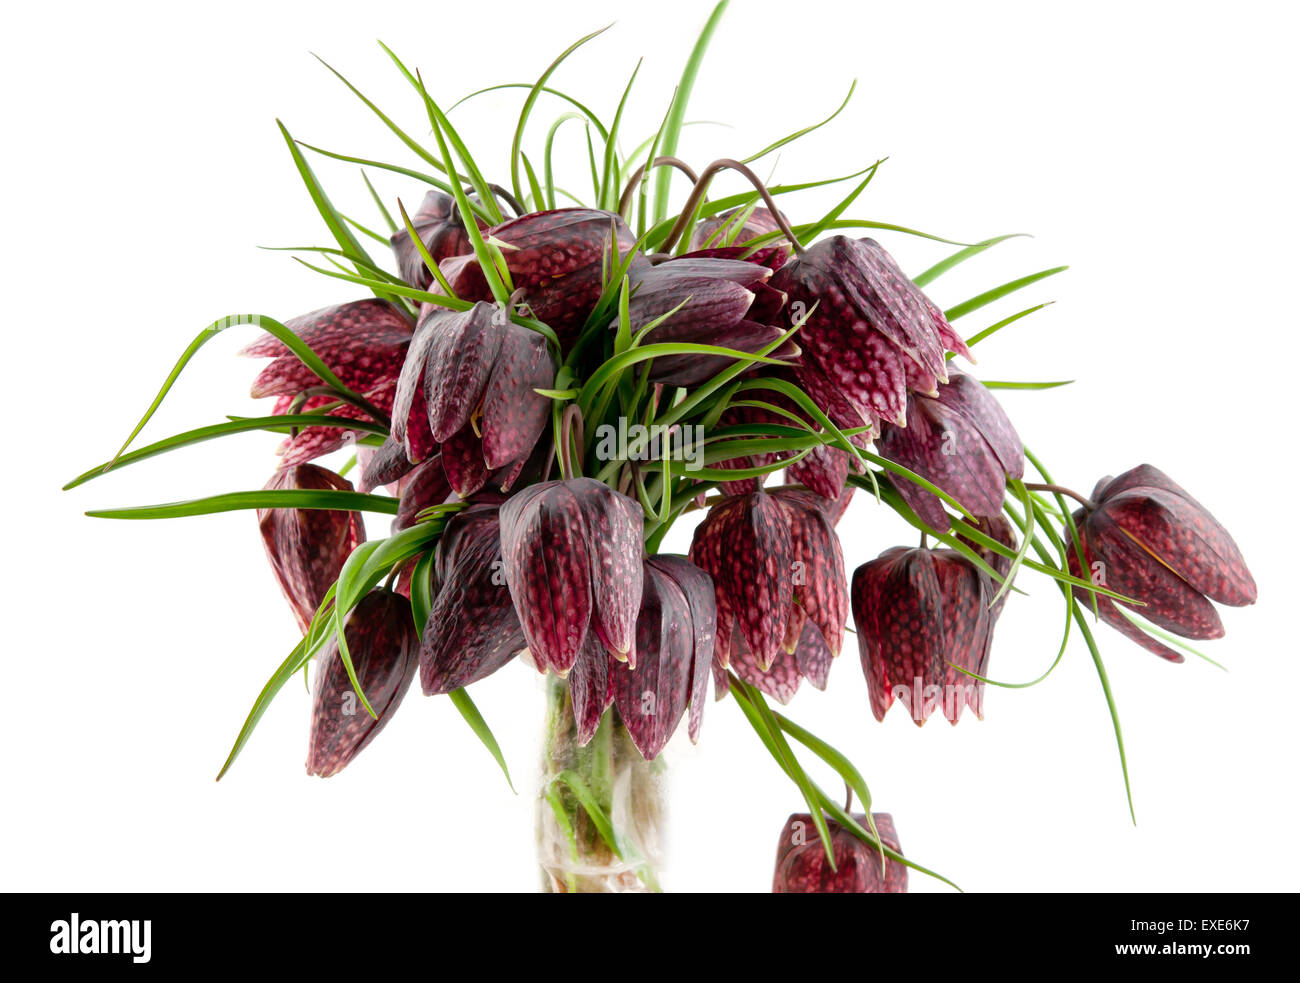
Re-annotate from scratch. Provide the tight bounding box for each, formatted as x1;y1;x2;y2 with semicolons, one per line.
4;0;1296;892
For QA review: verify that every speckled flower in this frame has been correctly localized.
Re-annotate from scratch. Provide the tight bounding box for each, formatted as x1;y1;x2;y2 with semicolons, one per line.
851;545;995;724
772;812;907;893
258;464;365;633
876;368;1024;531
389;189;483;290
770;236;971;433
306;589;419;777
391;301;555;496
690;488;847;701
498;478;645;673
441;208;649;348
1065;464;1256;663
241;299;413;466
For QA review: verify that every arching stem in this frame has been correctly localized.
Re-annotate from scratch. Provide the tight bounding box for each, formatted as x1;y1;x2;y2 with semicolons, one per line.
659;158;806;255
1023;482;1096;511
617;156;701;218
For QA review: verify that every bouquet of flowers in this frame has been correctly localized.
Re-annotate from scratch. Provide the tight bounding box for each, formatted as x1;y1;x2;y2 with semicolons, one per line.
66;1;1256;892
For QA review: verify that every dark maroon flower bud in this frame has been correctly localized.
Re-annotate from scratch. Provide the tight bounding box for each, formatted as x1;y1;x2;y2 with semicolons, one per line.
258;464;365;633
852;546;995;724
419;499;526;694
389;189;483;289
441;208;649;348
771;236;972;432
499;478;645;673
876;368;1024;531
772;812;906;893
306;589;419;777
241;299;414;467
1065;464;1256;663
690;205;793;265
392;301;554;496
608;555;716;758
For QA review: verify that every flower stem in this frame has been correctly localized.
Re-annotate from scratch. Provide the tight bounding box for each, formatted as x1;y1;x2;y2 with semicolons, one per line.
1022;482;1096;511
658;158;806;254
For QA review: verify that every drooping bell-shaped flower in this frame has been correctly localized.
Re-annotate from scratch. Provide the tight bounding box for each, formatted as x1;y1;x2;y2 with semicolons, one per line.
876;368;1024;531
606;555;716;758
498;478;645;673
701;488;848;704
389;189;483;290
258;464;365;633
1065;464;1257;663
306;589;419;777
770;236;972;433
689;487;849;694
441;208;649;348
772;812;907;893
619;256;794;386
852;545;995;724
242;299;413;467
391;301;555;497
419;497;528;694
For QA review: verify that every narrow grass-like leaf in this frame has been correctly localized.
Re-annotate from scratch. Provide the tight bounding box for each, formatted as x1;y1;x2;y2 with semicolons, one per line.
912;233;1029;288
512;25;612;203
65;414;388;490
87;489;399;520
742;80;857;164
982;379;1074;390
653;1;730;223
945;266;1069;321
956;302;1053;355
450;689;516;792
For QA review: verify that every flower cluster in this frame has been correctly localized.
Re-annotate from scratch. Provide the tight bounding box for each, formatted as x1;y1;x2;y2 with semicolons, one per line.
73;9;1257;893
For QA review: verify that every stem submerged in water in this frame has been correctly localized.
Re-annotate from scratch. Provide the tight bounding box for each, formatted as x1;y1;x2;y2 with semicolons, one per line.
536;675;668;892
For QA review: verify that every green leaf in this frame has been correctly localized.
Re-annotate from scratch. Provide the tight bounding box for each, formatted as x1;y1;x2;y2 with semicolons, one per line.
912;233;1029;288
449;689;516;792
981;379;1074;390
1073;601;1136;823
742;80;857;164
600;60;641;211
360;169;397;233
653;1;730;223
449;82;609;140
64;414;388;490
102;314;386;468
958;302;1053;354
944;266;1069;321
86;489;400;520
276;120;396;306
512;25;612;204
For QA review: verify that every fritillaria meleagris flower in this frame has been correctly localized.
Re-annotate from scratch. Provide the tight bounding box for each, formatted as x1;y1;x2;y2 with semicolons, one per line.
605;555;717;758
306;589;419;777
852;545;995;724
1065;464;1256;663
499;478;645;673
391;300;555;496
258;464;365;633
772;812;907;893
876;367;1024;531
690;488;848;703
441;208;648;348
771;235;972;433
620;256;795;386
389;189;483;290
419;496;528;694
241;299;413;466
